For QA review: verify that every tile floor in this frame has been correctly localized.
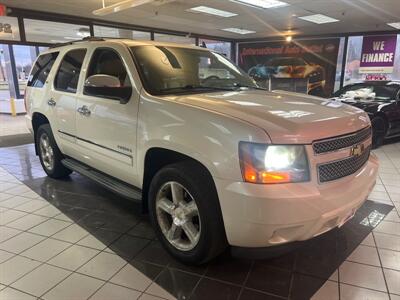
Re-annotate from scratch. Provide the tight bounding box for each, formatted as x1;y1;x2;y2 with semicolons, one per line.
0;141;398;300
0;114;30;137
312;142;400;300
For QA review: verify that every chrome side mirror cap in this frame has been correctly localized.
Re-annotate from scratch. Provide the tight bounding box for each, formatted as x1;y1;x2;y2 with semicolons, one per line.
84;74;121;88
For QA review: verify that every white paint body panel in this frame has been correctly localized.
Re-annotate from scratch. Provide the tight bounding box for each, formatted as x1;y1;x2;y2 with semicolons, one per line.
25;39;379;249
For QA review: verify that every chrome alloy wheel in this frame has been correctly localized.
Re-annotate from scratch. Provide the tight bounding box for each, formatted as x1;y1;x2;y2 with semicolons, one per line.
39;133;54;171
155;181;201;251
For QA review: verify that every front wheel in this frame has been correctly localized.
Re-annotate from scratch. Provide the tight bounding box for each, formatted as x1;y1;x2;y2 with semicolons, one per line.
371;117;386;149
148;161;227;265
36;124;72;178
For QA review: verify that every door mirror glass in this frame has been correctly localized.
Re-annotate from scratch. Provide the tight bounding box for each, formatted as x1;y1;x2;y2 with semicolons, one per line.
84;74;132;103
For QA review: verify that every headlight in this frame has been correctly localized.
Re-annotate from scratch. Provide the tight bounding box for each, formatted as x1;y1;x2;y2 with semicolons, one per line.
239;142;310;184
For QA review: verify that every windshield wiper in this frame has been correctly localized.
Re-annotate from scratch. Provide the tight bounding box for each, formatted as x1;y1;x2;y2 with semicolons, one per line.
232;83;266;90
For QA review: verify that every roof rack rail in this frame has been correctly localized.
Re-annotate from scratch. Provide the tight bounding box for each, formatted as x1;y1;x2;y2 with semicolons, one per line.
49;36;106;48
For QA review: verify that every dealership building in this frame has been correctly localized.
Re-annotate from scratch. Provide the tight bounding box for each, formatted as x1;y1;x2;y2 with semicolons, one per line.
0;1;399;300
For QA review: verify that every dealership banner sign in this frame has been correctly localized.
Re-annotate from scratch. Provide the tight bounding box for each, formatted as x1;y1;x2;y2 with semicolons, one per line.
238;38;340;97
359;35;397;74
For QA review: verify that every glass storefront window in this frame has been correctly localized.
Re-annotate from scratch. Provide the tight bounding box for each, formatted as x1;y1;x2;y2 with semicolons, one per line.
344;36;363;86
199;38;232;59
24;19;90;43
334;37;345;92
13;45;38;96
344;34;400;86
0;16;20;41
393;35;400;81
154;33;195;45
93;25;150;40
0;45;11;100
39;47;49;53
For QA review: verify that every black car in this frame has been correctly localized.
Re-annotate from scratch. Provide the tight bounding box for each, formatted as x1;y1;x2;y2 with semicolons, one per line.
332;81;400;148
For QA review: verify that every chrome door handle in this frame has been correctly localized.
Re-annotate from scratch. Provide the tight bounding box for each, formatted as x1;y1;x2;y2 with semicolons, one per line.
77;105;91;116
47;99;56;106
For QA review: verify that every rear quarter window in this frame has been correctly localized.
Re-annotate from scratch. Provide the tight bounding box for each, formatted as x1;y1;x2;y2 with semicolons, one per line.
27;52;59;88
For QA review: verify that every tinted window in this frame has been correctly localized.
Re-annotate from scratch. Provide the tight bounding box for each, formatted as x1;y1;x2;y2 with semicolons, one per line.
54;49;86;93
28;52;59;88
87;48;131;87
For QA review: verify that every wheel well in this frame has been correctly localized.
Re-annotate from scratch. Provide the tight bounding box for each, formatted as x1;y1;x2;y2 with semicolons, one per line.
142;148;213;212
373;113;389;133
32;113;49;155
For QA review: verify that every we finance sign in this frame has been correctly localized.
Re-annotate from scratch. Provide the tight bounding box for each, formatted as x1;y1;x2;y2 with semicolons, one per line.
359;35;397;74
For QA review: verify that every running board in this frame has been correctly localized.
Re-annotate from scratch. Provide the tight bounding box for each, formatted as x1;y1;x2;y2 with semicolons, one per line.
61;158;142;202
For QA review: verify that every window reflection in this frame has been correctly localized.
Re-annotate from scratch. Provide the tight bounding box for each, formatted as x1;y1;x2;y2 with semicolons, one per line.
24;19;90;43
93;25;150;40
199;38;232;60
154;33;196;45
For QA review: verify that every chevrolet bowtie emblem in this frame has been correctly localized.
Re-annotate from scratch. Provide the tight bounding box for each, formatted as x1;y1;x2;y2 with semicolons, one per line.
350;144;365;157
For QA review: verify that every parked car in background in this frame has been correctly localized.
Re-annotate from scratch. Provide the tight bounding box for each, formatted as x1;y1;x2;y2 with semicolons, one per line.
248;57;326;94
331;81;400;148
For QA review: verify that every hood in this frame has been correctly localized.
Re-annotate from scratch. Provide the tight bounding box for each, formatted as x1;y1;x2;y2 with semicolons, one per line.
340;99;394;115
164;89;370;144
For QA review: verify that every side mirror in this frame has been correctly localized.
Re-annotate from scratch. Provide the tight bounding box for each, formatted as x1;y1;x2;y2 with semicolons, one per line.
83;74;132;104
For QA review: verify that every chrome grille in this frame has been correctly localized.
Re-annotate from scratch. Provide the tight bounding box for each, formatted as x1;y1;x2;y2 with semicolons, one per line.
313;127;372;154
318;146;371;183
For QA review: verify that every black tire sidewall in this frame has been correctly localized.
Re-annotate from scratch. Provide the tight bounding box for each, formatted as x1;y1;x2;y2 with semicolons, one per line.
148;163;226;264
36;124;71;178
371;117;385;149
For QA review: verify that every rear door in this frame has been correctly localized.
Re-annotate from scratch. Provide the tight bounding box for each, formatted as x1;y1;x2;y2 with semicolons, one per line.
74;45;140;184
51;48;87;156
26;51;59;129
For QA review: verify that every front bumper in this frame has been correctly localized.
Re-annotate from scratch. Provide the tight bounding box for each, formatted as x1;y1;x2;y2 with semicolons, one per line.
215;153;379;248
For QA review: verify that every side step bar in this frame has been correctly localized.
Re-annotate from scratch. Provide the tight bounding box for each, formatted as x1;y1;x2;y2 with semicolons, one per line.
62;158;142;202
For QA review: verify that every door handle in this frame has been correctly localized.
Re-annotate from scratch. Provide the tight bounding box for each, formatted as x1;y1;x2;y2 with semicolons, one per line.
47;99;56;107
77;105;91;116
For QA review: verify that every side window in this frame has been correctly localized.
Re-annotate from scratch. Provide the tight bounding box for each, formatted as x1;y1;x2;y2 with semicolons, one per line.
54;49;87;93
86;48;131;88
27;52;59;88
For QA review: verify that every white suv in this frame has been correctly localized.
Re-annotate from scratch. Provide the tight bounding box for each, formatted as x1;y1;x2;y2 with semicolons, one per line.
25;38;378;264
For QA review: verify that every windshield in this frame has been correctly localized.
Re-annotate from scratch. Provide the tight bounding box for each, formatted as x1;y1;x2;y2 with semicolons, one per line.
130;45;261;95
334;84;399;101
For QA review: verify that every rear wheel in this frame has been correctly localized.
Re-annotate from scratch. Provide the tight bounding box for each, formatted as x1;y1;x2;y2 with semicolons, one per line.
36;124;72;178
148;161;227;265
371;117;386;149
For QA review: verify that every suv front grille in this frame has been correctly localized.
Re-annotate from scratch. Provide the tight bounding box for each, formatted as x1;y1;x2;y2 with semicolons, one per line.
318;146;371;183
313;127;371;154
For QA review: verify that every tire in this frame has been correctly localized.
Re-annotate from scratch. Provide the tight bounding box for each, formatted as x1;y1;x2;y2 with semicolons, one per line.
148;161;227;265
371;117;386;149
36;124;72;178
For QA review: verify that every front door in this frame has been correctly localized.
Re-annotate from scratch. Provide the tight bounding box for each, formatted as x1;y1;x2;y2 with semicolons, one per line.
75;46;139;185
